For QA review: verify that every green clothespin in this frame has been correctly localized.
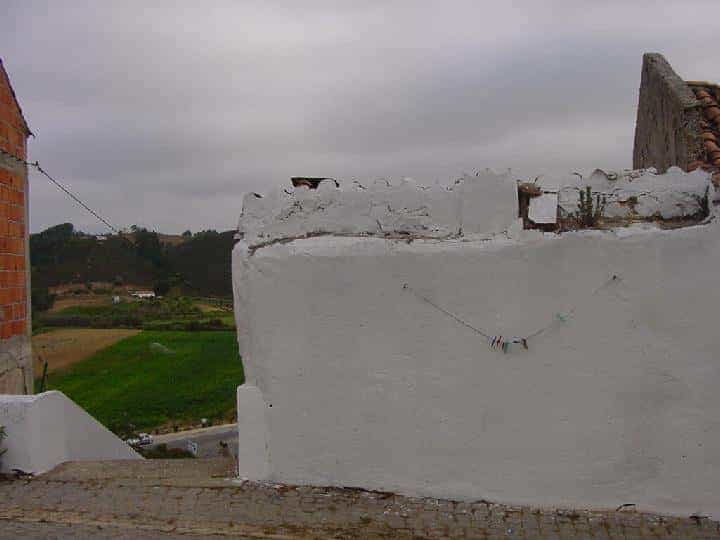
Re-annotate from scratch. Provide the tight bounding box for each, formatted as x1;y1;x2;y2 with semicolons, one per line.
555;312;568;323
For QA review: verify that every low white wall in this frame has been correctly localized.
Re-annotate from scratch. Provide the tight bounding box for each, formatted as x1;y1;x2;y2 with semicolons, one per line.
0;391;140;474
234;170;720;518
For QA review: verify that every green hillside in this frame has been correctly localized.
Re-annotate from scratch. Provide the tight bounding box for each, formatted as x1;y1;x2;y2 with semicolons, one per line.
30;224;236;297
44;330;243;434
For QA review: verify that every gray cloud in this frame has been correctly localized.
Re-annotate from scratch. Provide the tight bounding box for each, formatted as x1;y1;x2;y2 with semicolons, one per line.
2;0;719;233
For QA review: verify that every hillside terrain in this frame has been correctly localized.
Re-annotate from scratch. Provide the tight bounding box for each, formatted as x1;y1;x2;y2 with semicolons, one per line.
33;328;141;374
29;225;241;435
30;224;236;298
44;330;243;434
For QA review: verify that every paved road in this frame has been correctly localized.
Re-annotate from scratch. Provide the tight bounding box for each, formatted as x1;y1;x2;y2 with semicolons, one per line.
150;424;237;458
2;459;719;539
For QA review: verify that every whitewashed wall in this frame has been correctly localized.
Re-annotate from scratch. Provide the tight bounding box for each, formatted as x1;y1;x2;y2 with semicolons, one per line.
234;169;720;518
0;391;140;474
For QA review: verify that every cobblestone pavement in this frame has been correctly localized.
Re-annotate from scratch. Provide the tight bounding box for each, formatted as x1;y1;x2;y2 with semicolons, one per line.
1;459;718;539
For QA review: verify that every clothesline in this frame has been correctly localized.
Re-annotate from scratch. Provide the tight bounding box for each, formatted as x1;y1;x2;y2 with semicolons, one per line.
402;274;621;353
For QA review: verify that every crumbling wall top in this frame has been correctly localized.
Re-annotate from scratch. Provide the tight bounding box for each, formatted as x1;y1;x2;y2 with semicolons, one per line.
237;168;713;250
237;170;518;248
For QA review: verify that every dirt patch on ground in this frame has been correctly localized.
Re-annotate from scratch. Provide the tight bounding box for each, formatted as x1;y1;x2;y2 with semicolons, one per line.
194;303;218;313
32;328;141;374
49;295;112;313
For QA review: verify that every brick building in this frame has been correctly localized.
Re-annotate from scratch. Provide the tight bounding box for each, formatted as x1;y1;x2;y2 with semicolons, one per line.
0;59;32;394
634;52;720;186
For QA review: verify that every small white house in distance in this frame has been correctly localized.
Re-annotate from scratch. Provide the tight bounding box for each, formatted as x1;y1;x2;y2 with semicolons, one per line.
130;291;156;299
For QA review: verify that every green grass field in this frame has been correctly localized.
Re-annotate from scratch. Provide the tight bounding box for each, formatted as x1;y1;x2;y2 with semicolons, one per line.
44;330;244;435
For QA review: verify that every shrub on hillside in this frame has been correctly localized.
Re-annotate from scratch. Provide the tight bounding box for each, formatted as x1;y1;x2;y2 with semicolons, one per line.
91;287;113;295
31;287;56;313
137;443;195;459
35;297;232;331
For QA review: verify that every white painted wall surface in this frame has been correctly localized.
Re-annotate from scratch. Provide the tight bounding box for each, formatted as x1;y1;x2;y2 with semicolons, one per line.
0;391;140;474
236;385;270;479
234;170;720;518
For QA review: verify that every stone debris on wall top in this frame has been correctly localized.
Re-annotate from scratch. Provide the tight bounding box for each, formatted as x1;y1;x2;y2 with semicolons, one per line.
237;167;713;249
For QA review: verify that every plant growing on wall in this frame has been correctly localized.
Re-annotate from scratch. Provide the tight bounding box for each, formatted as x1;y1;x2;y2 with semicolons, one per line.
578;186;607;227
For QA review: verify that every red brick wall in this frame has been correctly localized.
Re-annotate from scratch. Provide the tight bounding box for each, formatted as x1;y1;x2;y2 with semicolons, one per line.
0;63;29;345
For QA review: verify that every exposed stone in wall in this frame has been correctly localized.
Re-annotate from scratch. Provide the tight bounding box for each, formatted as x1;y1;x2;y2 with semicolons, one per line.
237;168;712;244
557;167;711;229
633;53;704;172
0;60;31;394
0;336;31;394
0;368;22;394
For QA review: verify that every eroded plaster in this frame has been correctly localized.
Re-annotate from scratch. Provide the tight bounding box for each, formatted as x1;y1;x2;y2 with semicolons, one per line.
236;170;518;247
233;169;720;518
558;167;711;223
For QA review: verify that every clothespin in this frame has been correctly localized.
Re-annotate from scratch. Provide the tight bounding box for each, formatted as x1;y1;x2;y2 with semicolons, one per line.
521;338;528;350
490;336;504;350
502;341;509;354
555;312;568;323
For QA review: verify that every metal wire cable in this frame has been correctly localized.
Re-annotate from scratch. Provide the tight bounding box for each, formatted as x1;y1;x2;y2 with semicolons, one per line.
523;274;620;340
0;147;120;234
403;274;621;350
0;147;203;293
0;148;246;302
402;283;491;339
35;162;121;234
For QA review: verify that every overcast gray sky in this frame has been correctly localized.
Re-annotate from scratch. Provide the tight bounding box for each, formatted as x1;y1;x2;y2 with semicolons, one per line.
2;1;718;234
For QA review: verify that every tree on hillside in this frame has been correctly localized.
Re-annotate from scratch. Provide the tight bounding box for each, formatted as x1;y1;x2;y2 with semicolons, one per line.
131;227;168;272
29;223;76;266
30;224;236;297
31;286;56;312
153;279;170;297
